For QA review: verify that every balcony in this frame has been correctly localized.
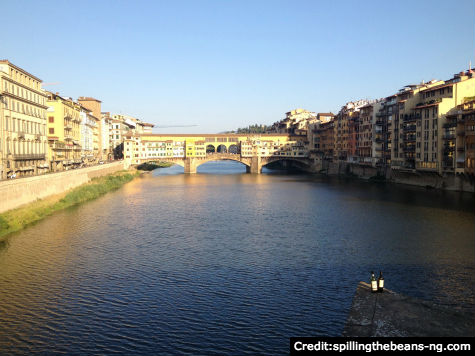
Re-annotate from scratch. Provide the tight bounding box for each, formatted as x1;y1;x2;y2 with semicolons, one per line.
443;133;455;140
404;146;416;152
443;122;457;129
404;135;416;142
50;141;67;149
12;153;46;160
416;161;438;171
404;125;416;132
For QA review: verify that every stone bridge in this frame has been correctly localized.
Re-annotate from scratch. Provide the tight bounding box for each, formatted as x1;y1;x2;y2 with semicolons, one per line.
124;133;311;174
139;153;312;174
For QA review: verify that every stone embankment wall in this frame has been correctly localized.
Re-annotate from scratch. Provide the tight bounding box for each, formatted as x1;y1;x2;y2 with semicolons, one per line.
0;162;125;213
312;160;474;192
389;169;474;192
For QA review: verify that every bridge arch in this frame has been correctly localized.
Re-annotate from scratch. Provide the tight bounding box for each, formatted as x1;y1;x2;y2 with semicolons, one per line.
206;144;216;153
141;159;185;167
194;154;251;170
262;156;311;171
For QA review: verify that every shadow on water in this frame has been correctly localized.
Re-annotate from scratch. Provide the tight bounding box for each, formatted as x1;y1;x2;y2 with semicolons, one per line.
155;161;474;214
303;175;475;213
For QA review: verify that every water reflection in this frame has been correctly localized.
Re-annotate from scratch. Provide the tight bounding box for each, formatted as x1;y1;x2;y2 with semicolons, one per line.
0;161;473;355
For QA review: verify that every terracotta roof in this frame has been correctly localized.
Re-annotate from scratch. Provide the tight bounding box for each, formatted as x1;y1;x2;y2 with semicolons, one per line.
78;96;102;103
414;102;439;109
420;83;453;92
0;59;43;82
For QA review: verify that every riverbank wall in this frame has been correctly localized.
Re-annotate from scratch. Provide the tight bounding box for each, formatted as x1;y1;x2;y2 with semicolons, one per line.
343;282;474;337
310;160;474;192
0;161;125;213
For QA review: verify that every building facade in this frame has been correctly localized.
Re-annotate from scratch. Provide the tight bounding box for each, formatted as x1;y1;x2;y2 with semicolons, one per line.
79;105;98;164
78;97;108;161
413;70;474;174
46;92;82;171
0;60;49;179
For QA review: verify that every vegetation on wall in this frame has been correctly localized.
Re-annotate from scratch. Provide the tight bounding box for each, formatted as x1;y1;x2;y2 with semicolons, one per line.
136;162;174;171
0;170;139;240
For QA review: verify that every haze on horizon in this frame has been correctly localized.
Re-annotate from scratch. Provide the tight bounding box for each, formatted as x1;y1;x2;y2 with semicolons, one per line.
2;0;474;133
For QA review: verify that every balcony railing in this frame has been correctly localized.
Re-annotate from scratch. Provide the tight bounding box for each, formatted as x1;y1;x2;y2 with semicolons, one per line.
402;114;418;122
416;161;438;170
443;133;455;140
443;122;457;128
12;153;46;160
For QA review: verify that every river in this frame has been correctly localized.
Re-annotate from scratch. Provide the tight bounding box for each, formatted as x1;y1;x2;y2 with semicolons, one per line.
0;161;474;355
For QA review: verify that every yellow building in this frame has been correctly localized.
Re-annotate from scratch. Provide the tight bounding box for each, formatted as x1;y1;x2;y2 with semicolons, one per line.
185;139;206;157
413;70;475;173
0;60;49;179
46;92;82;171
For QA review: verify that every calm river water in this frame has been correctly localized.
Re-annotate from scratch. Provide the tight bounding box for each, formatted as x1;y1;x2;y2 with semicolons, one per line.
0;161;474;355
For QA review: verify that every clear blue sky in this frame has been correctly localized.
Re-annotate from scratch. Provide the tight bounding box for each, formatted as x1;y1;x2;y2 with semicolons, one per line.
2;0;474;133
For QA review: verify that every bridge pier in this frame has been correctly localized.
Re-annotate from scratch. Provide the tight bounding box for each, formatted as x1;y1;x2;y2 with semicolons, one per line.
250;156;262;174
184;157;197;174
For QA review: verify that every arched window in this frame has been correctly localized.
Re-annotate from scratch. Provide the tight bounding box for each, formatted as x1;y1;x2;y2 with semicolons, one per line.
228;144;239;154
217;144;227;153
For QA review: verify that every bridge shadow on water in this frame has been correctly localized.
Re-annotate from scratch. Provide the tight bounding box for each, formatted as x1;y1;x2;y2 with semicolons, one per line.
151;160;474;213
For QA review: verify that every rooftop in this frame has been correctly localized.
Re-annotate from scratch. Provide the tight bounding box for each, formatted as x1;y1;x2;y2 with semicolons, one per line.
0;59;43;82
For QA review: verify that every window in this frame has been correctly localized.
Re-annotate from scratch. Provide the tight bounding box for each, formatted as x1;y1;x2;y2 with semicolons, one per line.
49;128;54;134
49;116;54;123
